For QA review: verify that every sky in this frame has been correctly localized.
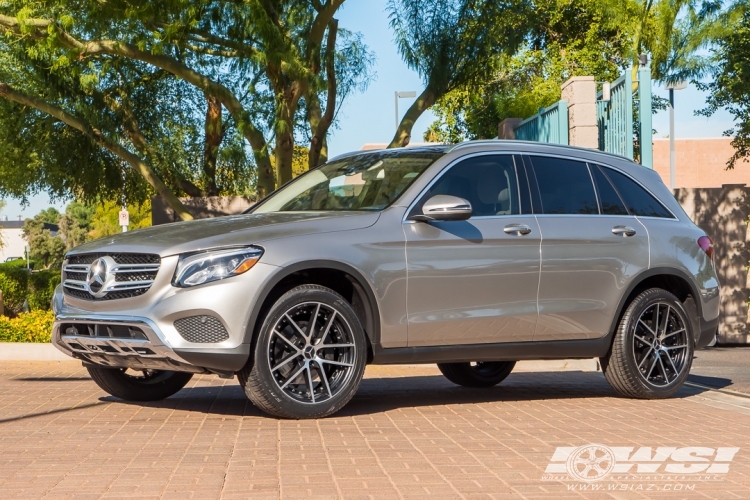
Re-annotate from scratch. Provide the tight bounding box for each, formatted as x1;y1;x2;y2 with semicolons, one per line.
0;1;737;220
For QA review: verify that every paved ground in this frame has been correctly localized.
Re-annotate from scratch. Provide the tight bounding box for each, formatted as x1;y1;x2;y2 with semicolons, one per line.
690;346;750;394
2;361;750;499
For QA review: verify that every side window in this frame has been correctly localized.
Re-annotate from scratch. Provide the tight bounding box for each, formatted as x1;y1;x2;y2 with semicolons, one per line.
530;156;598;215
591;165;628;215
603;168;673;218
419;155;520;217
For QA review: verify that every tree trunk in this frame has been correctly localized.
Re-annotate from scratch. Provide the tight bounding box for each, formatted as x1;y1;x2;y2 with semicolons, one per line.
202;94;223;196
387;87;437;149
275;121;294;187
256;152;275;198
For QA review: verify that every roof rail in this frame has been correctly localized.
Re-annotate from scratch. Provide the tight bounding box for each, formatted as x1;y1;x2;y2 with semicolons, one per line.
446;139;638;165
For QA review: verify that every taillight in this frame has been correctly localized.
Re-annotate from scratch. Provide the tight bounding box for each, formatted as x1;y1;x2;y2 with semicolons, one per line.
698;236;714;262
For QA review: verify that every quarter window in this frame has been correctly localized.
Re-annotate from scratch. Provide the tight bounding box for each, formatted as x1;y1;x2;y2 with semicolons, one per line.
418;155;520;217
603;168;673;218
530;156;598;215
591;165;628;215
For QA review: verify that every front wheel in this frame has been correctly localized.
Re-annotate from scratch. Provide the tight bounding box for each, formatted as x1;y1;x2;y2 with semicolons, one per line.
438;361;516;388
239;285;367;419
86;366;193;401
601;288;694;399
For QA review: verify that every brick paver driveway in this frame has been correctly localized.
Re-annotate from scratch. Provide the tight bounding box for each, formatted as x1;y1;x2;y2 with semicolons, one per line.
2;361;750;499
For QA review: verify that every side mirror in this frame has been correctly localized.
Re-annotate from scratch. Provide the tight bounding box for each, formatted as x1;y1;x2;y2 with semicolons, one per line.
411;195;472;222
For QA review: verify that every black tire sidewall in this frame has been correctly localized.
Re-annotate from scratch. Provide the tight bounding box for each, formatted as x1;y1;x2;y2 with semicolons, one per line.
86;366;193;401
246;285;367;418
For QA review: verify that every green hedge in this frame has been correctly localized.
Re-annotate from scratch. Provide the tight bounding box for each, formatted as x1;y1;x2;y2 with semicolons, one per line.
0;266;60;316
0;310;54;342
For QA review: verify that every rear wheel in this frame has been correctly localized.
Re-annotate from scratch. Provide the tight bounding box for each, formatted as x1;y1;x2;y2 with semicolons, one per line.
438;361;516;388
601;288;694;399
86;366;193;401
239;285;367;419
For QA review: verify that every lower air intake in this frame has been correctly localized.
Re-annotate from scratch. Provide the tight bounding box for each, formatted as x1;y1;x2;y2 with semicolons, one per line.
174;315;229;343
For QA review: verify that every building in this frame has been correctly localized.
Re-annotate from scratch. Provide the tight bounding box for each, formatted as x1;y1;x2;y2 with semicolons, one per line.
652;137;750;189
0;218;59;262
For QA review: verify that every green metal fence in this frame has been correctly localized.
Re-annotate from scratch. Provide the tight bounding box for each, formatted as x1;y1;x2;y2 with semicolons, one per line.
513;100;569;145
596;64;652;168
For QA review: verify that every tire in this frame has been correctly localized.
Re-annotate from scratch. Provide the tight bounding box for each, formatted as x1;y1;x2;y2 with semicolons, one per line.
238;285;367;419
86;366;193;401
438;361;516;388
601;288;695;399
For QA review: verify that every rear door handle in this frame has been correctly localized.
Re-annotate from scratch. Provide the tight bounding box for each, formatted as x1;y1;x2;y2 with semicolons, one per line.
612;225;636;237
504;224;532;236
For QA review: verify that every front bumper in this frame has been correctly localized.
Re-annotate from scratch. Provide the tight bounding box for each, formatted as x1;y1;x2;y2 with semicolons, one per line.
52;260;279;375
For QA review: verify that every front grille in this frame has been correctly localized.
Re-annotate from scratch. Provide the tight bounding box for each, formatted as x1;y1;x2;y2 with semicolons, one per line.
62;253;161;301
59;322;148;340
174;316;229;343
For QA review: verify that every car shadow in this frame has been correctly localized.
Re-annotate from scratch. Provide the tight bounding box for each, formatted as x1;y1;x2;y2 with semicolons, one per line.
101;371;714;418
687;374;734;390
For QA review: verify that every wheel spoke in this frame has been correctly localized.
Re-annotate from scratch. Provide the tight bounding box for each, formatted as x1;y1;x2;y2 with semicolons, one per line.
634;334;652;346
661;328;686;340
284;313;308;340
652;305;660;336
317;358;354;368
273;330;301;352
646;355;659;379
271;352;301;372
638;347;654;368
657;355;670;382
306;365;315;403
638;319;657;336
318;310;338;344
318;343;355;349
664;344;687;350
660;305;671;337
307;303;321;340
665;353;680;379
280;363;307;390
316;360;332;397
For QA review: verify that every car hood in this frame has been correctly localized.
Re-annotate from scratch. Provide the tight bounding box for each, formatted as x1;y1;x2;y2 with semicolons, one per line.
67;211;381;257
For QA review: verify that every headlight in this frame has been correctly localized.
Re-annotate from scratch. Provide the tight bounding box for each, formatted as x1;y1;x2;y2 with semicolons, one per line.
173;247;263;288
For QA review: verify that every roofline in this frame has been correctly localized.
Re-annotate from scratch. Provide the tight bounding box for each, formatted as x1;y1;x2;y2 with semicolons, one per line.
447;139;639;165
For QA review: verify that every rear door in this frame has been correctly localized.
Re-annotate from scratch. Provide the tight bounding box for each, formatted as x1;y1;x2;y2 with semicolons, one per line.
525;155;650;341
404;154;541;347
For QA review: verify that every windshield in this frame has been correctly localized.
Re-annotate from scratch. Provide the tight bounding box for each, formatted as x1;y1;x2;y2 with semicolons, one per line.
251;150;443;213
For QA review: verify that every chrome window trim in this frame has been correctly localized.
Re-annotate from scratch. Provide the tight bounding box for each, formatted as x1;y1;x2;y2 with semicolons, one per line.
401;151;524;223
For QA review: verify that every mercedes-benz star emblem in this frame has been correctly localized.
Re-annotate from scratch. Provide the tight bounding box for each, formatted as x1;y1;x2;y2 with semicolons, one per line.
86;257;110;298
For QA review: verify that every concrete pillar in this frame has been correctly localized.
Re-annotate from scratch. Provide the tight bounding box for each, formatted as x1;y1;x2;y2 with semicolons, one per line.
498;118;523;139
561;76;598;148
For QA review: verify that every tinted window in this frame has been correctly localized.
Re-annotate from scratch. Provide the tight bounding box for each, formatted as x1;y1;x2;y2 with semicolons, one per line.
592;165;628;215
603;168;673;218
419;155;520;217
530;157;598;215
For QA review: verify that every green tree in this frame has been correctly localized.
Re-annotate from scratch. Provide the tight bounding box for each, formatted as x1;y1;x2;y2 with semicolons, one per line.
386;0;531;148
58;201;95;250
0;0;372;213
89;200;152;240
698;7;750;169
22;209;65;269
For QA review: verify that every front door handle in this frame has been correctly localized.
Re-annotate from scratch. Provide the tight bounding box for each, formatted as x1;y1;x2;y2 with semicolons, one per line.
612;225;636;237
504;224;532;236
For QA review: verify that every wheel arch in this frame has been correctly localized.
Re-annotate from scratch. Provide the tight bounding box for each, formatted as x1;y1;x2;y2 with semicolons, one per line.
607;267;703;350
244;260;381;360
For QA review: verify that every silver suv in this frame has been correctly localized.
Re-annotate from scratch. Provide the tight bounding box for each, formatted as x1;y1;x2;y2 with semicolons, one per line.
52;141;720;418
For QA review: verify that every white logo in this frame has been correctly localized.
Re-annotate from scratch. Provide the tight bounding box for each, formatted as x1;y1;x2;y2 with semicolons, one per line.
544;445;740;482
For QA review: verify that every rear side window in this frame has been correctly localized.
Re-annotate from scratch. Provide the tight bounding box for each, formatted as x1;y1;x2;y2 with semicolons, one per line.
603;168;673;218
591;165;628;215
529;156;598;215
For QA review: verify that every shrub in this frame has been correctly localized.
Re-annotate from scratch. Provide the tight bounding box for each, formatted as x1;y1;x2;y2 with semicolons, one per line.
0;310;54;343
0;266;29;315
27;271;61;311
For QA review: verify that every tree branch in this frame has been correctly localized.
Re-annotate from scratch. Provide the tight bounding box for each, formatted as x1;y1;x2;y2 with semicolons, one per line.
0;82;194;220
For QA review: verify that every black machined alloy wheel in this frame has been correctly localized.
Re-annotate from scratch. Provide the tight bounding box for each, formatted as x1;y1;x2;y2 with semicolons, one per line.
239;285;367;419
86;365;193;401
601;288;695;399
632;302;689;387
438;361;516;388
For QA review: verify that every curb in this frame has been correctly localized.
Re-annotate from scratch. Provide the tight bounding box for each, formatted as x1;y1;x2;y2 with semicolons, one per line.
0;343;601;372
0;343;72;361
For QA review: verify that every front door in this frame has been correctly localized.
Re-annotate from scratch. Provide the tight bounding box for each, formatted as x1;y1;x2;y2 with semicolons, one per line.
404;154;541;347
524;155;650;341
